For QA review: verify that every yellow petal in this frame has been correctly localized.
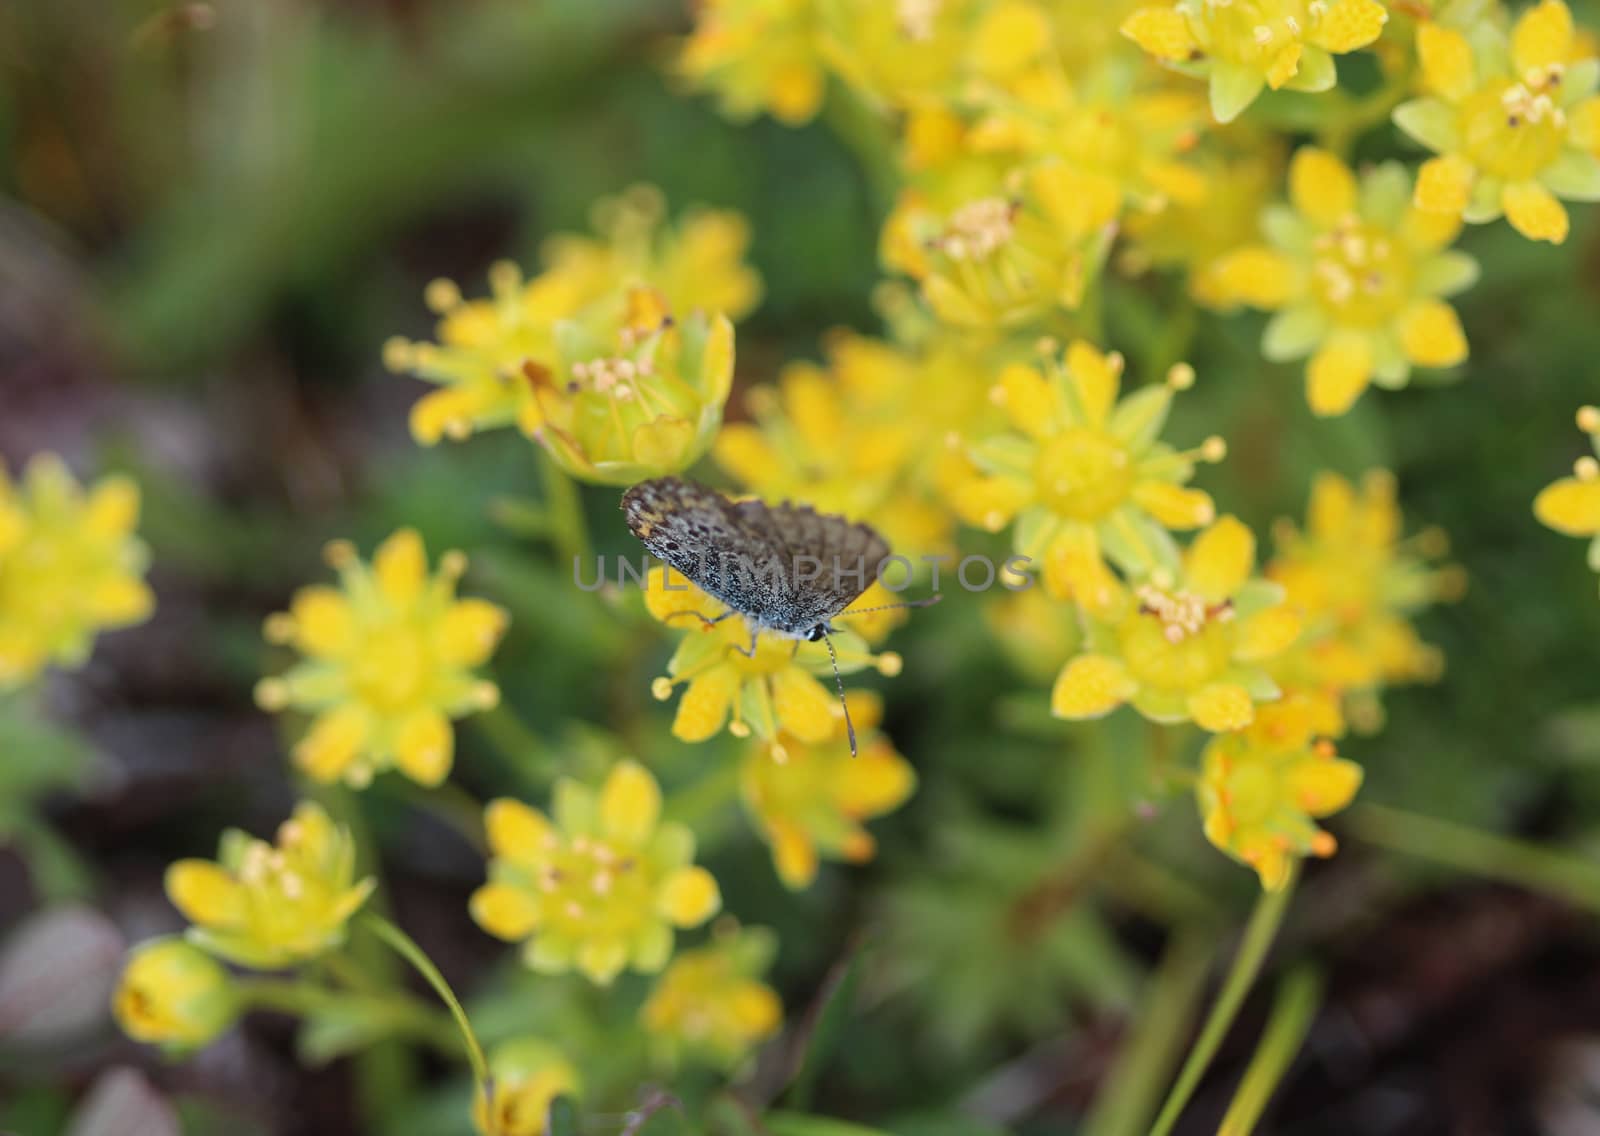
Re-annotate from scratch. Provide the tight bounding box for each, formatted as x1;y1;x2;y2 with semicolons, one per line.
1121;7;1199;61
373;529;428;604
1289;148;1357;225
1235;606;1302;660
1266;42;1303;90
672;666;740;742
1184;515;1255;600
835;747;916;816
1569;97;1600;155
289;587;357;657
469;882;540;940
770;63;824;125
1188;683;1256;731
84;477;140;538
729;982;783;1038
437;598;509;666
1131;483;1216;530
1309;0;1386;53
972;0;1052;76
1065;340;1121;427
1414;154;1475;215
1307;471;1355;537
1050;654;1137;719
1206;247;1298;309
1503;181;1569;243
394;708;454;787
769;668;839;744
88;578;154;625
1416;23;1475;100
1399;300;1468;368
1044;525;1125;613
770;821;820;890
599;760;662;846
293;704;371;783
713;423;783;486
1511;0;1573;75
1535;477;1600;534
1030;162;1121;240
658;866;721;926
485;799;556;862
1306;337;1373;417
166;861;246;927
1287;756;1364;815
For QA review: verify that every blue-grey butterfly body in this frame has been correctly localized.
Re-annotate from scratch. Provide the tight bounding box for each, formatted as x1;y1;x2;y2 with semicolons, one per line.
621;476;889;640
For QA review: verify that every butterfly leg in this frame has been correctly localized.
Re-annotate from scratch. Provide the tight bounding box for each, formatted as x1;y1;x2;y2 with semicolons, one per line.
661;609;741;632
728;625;762;659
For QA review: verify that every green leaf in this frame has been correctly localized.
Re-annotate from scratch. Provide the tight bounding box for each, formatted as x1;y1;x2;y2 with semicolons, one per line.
765;1112;893;1136
1283;46;1335;92
1217;967;1323;1136
1392;98;1459;153
1210;64;1265;124
1541;152;1600;202
298;1001;405;1065
1261;307;1327;363
784;943;865;1110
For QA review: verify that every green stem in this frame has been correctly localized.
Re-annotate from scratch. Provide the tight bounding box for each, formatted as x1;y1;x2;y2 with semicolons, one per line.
473;701;563;789
1217;966;1322;1136
382;777;487;854
1147;866;1298;1136
538;447;591;573
361;912;491;1095
234;978;460;1055
1349;802;1600;913
1083;931;1215;1136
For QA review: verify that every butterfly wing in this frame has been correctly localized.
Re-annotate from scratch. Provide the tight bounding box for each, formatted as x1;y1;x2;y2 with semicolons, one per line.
622;477;773;618
755;500;889;630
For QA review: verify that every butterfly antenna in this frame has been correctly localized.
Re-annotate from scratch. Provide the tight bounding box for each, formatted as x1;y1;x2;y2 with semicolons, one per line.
837;593;943;619
822;632;858;758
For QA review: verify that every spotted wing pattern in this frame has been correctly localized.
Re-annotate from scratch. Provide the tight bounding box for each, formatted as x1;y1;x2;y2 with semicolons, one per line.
621;477;888;636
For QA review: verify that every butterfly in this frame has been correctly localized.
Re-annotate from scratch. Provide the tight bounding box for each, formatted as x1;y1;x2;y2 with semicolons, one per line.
621;476;933;754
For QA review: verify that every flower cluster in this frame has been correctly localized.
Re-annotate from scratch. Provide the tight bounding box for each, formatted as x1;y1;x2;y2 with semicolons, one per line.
641;922;783;1071
256;528;507;789
384;186;756;484
0;455;153;690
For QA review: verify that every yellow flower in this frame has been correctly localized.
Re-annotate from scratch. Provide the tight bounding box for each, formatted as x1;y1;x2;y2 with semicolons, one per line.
1052;515;1301;731
469;761;722;986
883;161;1118;328
385;187;753;478
946;341;1225;608
255;529;506;789
0;455;153;689
1208;148;1477;417
818;0;1051;110
1122;0;1387;122
1395;1;1600;243
1197;695;1363;889
742;691;916;889
641;922;783;1071
714;328;997;561
1268;471;1461;734
1534;405;1600;573
112;937;238;1049
645;567;901;748
473;1038;580;1136
165;802;376;969
676;0;828;125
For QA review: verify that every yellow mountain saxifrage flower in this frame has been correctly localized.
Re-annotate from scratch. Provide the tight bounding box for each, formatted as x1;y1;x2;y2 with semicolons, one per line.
470;761;722;986
1395;0;1600;243
165;802;376;969
1267;471;1462;733
882;161;1118;329
1052;515;1301;731
1534;405;1600;577
961;58;1213;229
817;0;1053;111
385;186;755;468
0;455;153;689
1208;148;1477;417
645;567;902;748
112;937;238;1049
714;328;997;562
947;342;1225;609
474;1039;580;1136
1197;695;1363;889
676;0;828;125
642;923;783;1071
1121;0;1387;122
255;529;507;789
742;691;916;889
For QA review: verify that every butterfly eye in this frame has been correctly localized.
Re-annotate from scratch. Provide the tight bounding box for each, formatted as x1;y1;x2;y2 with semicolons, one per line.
806;625;828;642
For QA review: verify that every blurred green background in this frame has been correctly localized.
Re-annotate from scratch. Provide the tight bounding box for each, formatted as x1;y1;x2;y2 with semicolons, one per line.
7;0;1600;1133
